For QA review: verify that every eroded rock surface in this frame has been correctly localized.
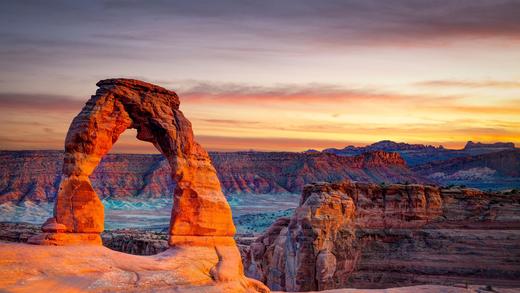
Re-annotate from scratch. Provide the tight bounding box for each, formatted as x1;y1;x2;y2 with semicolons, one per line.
0;241;270;293
29;79;235;242
24;79;266;292
245;180;520;291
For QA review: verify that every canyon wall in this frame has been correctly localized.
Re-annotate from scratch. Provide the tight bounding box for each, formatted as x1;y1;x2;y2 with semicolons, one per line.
0;222;169;256
244;180;520;291
0;150;424;203
211;150;419;194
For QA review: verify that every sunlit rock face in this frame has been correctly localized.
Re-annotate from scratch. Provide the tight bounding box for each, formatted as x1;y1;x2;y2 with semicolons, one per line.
25;79;267;292
211;150;423;194
29;78;235;244
245;180;520;291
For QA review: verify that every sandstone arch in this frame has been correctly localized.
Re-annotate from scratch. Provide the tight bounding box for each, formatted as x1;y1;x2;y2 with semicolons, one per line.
27;79;269;291
29;79;235;245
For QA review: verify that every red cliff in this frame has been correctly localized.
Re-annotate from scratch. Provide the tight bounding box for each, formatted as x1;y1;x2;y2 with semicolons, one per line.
244;180;520;291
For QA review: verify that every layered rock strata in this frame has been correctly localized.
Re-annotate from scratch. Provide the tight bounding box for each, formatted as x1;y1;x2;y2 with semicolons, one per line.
0;149;425;203
244;181;520;291
0;222;169;256
212;150;422;194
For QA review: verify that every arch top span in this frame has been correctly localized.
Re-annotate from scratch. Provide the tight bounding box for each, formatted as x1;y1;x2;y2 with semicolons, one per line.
29;78;236;245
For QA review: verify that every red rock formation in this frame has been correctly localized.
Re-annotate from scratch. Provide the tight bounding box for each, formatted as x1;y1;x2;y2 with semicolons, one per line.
28;78;234;244
211;151;422;194
1;222;170;256
244;180;520;291
26;79;266;292
0;149;425;203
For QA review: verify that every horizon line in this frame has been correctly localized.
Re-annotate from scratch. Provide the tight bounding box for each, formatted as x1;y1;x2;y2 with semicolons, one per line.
0;139;516;155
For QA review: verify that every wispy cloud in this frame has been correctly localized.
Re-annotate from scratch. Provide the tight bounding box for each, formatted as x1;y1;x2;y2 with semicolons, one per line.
198;119;261;126
179;82;520;116
2;0;520;64
98;0;520;45
178;82;417;105
416;80;520;89
0;93;83;111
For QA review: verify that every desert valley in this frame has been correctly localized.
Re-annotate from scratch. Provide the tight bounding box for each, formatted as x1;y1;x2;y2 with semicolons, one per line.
1;1;520;292
0;79;518;293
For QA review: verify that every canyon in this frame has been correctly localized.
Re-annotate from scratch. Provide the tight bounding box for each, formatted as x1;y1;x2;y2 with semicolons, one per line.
243;180;520;291
0;149;423;203
1;141;518;205
0;78;518;292
2;181;520;292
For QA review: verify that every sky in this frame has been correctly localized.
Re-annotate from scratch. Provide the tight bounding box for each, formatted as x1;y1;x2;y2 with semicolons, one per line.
0;0;519;153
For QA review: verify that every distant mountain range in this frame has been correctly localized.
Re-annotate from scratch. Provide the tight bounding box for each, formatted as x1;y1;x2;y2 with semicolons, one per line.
1;140;518;203
314;140;519;191
0;149;423;203
318;140;517;166
413;149;520;190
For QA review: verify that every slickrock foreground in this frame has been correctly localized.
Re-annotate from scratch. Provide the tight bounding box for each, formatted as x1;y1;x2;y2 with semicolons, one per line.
244;180;520;291
0;241;268;293
21;79;266;292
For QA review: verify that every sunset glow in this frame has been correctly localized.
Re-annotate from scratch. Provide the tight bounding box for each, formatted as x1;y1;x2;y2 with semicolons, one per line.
1;1;519;152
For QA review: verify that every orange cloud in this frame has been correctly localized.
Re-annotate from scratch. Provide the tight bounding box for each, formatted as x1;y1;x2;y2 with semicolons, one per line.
0;84;518;153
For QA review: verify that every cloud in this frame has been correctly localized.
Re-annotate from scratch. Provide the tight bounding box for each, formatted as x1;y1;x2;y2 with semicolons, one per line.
199;119;261;126
446;104;520;115
2;0;520;58
0;135;63;150
100;0;520;45
178;82;416;105
416;80;520;89
0;93;83;111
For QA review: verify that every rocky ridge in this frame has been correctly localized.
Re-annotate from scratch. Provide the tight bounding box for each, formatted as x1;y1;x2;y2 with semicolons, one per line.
0;149;423;203
413;149;520;190
322;140;517;166
211;150;418;195
0;222;169;256
244;180;520;291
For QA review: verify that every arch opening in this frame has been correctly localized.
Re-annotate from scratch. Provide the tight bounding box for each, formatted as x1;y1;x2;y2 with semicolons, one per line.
93;128;174;232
